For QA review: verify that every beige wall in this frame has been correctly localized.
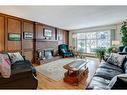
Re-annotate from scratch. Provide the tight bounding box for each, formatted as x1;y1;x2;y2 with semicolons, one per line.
69;23;123;47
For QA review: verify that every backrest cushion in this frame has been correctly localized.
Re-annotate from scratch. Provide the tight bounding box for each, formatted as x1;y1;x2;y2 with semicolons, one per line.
106;53;126;68
0;54;11;78
8;52;24;64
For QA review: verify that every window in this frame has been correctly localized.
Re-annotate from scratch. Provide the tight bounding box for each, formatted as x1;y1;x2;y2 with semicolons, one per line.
76;31;111;53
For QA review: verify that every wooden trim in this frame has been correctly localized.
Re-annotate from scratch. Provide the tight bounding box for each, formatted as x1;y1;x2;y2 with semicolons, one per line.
4;16;8;51
0;13;69;64
23;49;34;51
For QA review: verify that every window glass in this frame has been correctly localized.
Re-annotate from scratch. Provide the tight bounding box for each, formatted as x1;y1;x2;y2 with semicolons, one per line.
76;30;111;53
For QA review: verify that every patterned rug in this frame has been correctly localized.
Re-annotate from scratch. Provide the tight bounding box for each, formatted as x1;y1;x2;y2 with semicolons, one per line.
35;58;77;81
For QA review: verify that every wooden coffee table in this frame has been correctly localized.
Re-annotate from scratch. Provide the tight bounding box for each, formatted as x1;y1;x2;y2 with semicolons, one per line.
63;60;89;85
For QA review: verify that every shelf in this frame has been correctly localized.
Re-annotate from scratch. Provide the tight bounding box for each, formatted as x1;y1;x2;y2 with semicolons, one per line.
36;39;58;42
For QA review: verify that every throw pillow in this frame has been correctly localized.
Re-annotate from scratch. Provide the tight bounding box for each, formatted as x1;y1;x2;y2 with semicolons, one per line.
106;53;126;67
0;54;11;78
8;52;24;64
61;49;66;53
107;74;127;89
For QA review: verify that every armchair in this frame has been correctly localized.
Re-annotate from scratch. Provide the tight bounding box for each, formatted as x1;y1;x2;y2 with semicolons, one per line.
118;46;127;55
58;44;74;58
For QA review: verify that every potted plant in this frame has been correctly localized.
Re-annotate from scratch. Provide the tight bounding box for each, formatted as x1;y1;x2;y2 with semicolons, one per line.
120;22;127;46
95;47;106;62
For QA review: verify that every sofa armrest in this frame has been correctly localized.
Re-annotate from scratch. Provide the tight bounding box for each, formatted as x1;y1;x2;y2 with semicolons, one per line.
107;74;127;89
22;55;26;60
118;52;127;55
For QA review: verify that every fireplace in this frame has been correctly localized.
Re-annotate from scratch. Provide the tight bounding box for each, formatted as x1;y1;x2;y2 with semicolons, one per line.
38;48;54;60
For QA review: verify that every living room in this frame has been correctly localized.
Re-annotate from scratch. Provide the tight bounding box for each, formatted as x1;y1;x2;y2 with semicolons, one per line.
1;4;127;93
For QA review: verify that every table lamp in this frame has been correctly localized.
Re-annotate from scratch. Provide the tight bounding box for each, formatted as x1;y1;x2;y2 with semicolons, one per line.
112;40;120;53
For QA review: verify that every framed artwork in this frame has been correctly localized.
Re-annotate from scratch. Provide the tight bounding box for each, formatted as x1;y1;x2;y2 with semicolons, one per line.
8;33;21;41
23;32;33;40
43;28;52;37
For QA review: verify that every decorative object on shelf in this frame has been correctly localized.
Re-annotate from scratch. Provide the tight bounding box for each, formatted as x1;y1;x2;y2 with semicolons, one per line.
120;22;127;46
8;33;21;41
23;32;33;40
43;28;52;37
95;47;106;62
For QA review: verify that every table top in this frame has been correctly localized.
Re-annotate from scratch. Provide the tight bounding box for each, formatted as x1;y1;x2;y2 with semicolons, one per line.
63;60;88;71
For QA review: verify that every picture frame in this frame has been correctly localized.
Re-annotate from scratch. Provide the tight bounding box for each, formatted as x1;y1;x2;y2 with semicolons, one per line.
8;33;21;41
43;28;52;37
23;32;33;40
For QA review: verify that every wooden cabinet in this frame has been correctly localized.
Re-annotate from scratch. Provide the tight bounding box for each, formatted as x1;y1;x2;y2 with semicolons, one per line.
22;21;34;50
7;18;21;51
0;16;5;51
22;21;34;62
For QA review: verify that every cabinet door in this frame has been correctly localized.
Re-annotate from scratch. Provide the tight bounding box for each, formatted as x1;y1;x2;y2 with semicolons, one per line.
7;18;21;51
0;16;5;51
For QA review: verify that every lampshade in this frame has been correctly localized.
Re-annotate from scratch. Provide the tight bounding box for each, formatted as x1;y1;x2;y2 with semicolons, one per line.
112;40;120;46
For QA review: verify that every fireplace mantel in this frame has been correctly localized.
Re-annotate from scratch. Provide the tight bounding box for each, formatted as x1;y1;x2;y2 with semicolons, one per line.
36;39;58;42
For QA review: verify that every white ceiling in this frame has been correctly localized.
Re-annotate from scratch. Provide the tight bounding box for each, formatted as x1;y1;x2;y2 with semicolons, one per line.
0;6;127;30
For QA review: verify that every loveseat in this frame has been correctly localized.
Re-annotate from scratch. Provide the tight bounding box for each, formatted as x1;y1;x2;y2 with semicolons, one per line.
87;54;127;90
0;53;38;89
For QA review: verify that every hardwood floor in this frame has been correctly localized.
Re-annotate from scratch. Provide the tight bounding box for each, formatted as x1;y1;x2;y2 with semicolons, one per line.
34;57;99;89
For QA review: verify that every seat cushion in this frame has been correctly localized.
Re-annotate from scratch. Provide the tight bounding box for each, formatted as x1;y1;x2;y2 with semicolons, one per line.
0;64;32;85
87;76;110;90
95;67;123;80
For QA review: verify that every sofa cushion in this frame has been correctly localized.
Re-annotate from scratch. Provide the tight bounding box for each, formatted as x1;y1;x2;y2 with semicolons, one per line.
106;53;126;68
12;60;36;76
87;76;110;90
95;67;123;80
0;54;11;78
8;52;24;64
99;62;123;73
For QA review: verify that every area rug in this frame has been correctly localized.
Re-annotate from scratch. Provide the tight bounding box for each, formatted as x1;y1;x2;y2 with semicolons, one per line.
35;58;76;81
